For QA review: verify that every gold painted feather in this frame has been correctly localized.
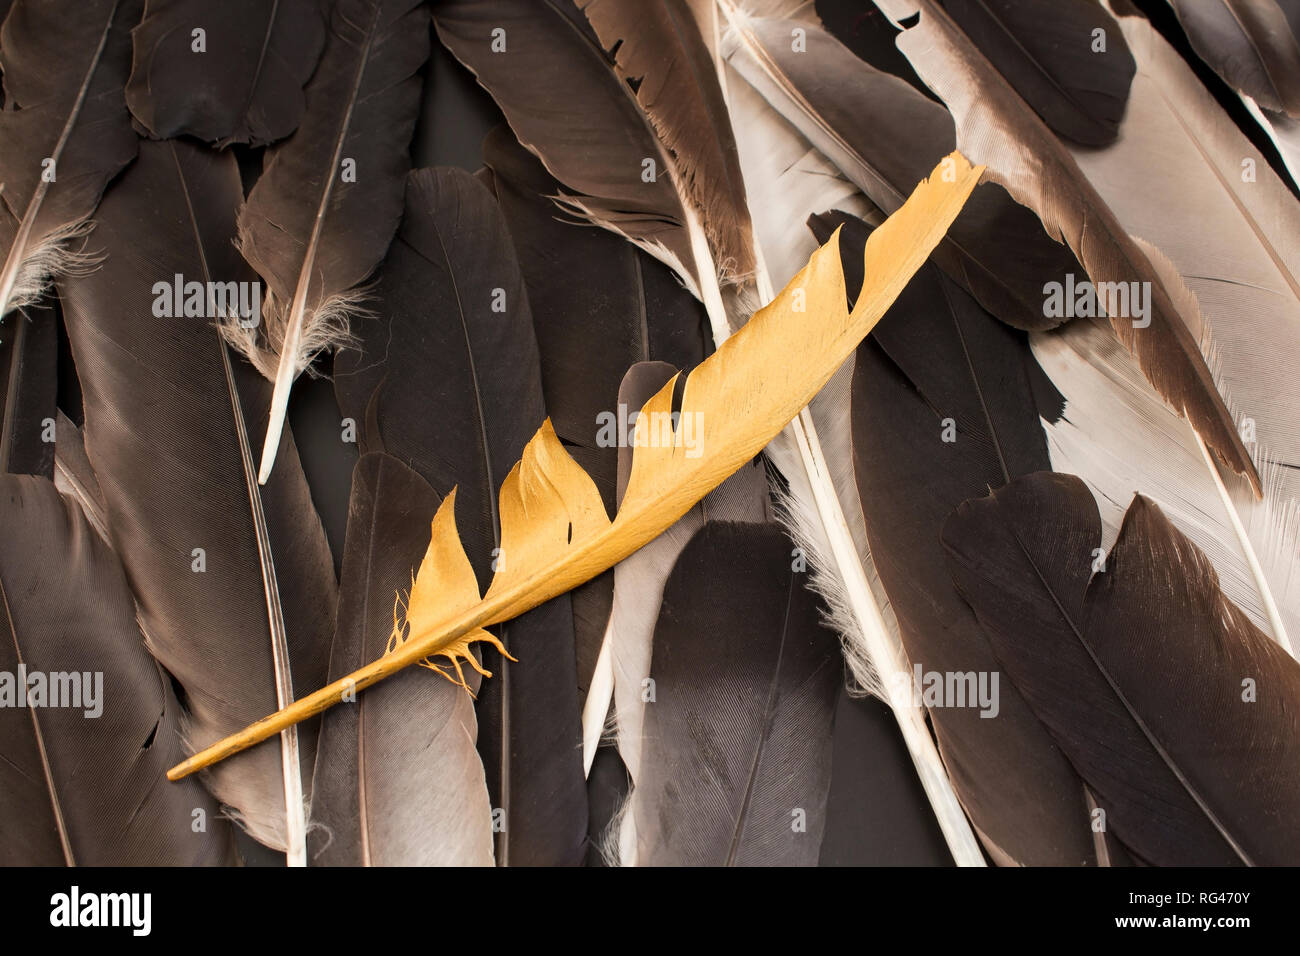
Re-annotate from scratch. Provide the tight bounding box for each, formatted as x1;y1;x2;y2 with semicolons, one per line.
167;151;983;781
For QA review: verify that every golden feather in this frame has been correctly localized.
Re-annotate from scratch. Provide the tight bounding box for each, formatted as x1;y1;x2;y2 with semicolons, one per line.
167;151;983;782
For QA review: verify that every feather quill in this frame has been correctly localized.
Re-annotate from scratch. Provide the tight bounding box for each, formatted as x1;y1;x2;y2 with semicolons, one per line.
1241;97;1300;189
725;98;964;863
0;0;141;319
0;474;236;866
720;46;983;863
230;0;431;484
126;0;328;146
943;472;1300;865
869;0;1260;491
333;166;587;865
52;412;108;541
58;139;337;857
167;151;983;781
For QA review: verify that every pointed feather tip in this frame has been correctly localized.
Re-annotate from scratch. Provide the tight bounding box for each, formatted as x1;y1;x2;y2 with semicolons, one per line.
852;151;983;307
256;343;300;484
256;430;279;485
1220;445;1264;500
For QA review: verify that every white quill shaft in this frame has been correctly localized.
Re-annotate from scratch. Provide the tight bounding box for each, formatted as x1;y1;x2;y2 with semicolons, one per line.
220;335;307;864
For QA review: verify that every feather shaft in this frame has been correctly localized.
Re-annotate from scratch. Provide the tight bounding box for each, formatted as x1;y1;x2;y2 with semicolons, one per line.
220;339;307;865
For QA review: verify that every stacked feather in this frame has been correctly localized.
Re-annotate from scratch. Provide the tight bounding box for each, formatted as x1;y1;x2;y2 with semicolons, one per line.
1;0;1298;868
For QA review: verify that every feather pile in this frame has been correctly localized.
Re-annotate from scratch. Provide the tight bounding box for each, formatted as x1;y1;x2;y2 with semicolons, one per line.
2;0;1298;869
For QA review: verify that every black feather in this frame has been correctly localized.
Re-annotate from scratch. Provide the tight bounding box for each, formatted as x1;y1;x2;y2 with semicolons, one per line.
333;167;587;866
943;472;1300;865
56;139;337;851
815;0;937;100
936;0;1136;145
0;474;235;865
811;210;1100;865
818;690;955;865
632;521;839;866
126;0;328;146
0;301;57;477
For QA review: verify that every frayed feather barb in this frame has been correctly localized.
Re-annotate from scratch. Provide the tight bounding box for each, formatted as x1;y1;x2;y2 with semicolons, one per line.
0;220;102;319
383;487;514;695
386;591;513;694
218;284;367;382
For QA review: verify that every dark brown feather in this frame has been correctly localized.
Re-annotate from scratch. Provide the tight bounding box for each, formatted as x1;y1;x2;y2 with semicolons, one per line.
0;0;141;318
812;209;1100;866
334;167;587;866
633;521;840;866
943;472;1300;865
57;139;337;851
126;0;328;146
0;474;236;865
309;453;493;865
